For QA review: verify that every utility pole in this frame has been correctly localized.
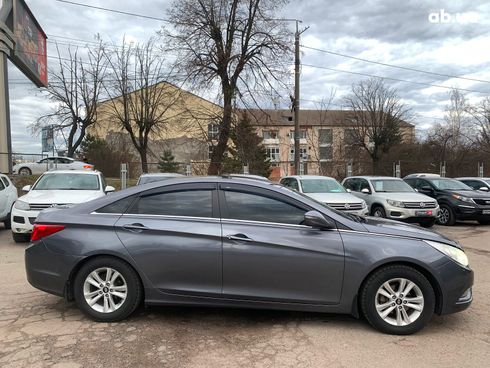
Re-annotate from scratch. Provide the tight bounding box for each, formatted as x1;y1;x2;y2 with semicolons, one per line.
294;20;308;175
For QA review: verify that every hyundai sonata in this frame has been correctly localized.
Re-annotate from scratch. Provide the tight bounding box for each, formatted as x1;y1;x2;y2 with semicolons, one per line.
25;176;473;334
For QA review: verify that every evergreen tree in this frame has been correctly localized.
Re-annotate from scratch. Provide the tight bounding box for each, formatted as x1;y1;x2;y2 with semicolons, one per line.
158;150;180;173
222;113;271;177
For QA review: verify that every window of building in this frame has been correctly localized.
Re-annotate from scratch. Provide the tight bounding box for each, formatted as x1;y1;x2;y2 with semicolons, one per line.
344;129;358;146
223;190;306;225
266;147;280;162
289;146;308;161
208;124;220;140
263;130;279;140
208;145;214;160
128;190;213;218
289;130;307;139
318;128;333;161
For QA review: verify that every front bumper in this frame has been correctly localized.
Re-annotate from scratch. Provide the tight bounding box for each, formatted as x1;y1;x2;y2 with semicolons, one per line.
25;240;84;298
436;260;474;315
11;208;40;234
454;204;490;221
385;205;439;221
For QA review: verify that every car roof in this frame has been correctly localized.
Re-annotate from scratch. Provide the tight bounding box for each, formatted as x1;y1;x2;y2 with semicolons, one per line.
282;175;336;180
139;173;184;177
46;156;74;160
345;176;403;180
456;177;490;180
40;170;100;175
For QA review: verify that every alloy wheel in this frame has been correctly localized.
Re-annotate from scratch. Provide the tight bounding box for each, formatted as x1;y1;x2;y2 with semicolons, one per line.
438;207;450;224
83;267;128;313
375;278;424;326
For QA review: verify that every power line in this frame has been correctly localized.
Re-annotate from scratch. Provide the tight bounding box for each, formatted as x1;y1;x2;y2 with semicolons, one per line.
54;0;171;23
302;45;490;85
302;63;488;94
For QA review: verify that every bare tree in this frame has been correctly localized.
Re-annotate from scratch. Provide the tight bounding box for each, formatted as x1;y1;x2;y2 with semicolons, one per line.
103;38;182;173
344;78;411;174
165;0;291;174
34;42;106;157
468;97;490;153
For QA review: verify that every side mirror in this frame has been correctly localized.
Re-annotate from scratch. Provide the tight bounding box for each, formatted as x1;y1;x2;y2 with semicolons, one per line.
22;185;31;193
105;185;116;193
303;211;335;230
420;186;433;193
361;188;371;194
346;188;352;193
479;187;489;192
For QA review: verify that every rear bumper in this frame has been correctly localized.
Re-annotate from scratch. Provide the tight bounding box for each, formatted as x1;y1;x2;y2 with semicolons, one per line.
436;260;474;315
25;240;83;297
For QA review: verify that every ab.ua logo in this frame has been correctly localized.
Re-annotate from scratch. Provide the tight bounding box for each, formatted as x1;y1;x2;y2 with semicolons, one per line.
428;9;479;24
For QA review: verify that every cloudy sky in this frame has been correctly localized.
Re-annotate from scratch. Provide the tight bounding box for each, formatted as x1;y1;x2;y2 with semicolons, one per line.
8;0;490;153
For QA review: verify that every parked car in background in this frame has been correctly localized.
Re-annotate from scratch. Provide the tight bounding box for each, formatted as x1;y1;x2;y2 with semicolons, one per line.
26;176;473;335
13;157;94;176
455;177;490;192
342;176;439;228
137;173;185;185
0;174;17;229
11;170;114;242
280;175;368;216
404;176;490;226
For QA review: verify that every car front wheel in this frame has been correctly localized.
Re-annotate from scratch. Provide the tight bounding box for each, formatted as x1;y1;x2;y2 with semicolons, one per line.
437;205;455;226
360;265;435;335
371;206;386;218
18;167;32;176
74;257;143;322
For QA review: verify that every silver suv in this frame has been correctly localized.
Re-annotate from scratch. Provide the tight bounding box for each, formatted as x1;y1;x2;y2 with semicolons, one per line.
342;176;439;228
280;175;368;216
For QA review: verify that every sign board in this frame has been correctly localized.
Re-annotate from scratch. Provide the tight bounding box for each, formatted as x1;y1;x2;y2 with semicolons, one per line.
41;125;54;152
11;0;47;87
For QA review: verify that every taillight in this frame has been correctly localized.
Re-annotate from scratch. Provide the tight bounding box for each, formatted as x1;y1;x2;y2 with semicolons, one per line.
83;165;94;170
31;224;65;242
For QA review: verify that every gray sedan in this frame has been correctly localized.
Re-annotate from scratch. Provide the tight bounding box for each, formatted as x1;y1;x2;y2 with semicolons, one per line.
25;177;473;335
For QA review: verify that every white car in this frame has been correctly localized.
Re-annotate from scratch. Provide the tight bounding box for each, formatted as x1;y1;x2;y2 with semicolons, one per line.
0;174;18;229
11;170;114;242
13;157;94;176
280;175;369;216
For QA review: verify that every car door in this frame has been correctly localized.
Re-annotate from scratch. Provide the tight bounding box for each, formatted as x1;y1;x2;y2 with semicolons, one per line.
0;176;17;216
219;183;344;304
115;182;223;296
414;179;436;198
0;177;6;218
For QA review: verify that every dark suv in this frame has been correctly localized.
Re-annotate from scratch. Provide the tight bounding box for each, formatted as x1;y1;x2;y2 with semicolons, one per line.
404;176;490;226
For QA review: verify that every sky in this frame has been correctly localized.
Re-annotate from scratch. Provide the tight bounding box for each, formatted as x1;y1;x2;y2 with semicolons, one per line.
7;0;490;153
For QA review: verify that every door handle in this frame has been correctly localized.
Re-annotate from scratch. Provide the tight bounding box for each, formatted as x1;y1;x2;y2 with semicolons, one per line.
226;234;253;242
122;223;149;232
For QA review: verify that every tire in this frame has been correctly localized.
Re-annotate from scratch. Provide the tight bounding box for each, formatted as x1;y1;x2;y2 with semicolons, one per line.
74;257;143;322
18;167;32;176
419;219;436;228
12;232;30;243
436;204;455;226
477;219;490;225
371;205;386;218
3;214;11;230
360;265;436;335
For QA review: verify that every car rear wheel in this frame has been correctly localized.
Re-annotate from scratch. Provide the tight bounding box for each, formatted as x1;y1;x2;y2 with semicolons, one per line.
360;265;435;335
371;206;386;218
18;167;32;176
74;257;143;322
12;232;30;243
437;205;455;226
419;219;436;228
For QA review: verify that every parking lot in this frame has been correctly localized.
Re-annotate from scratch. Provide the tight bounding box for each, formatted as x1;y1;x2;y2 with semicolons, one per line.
0;223;489;368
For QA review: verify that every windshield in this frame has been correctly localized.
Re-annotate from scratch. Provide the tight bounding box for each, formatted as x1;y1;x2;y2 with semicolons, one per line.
371;179;414;193
33;174;100;190
300;179;346;193
429;179;472;191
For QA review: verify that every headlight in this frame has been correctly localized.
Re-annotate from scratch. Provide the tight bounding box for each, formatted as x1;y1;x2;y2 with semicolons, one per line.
387;199;405;208
14;200;30;211
424;240;469;267
361;201;367;209
452;194;474;204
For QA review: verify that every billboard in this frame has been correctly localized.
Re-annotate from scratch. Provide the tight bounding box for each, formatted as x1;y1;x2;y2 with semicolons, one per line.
12;0;47;87
41;126;54;153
